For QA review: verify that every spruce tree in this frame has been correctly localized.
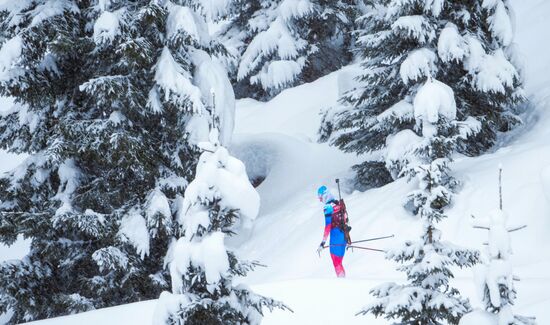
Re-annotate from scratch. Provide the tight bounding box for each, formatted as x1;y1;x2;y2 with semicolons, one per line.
0;0;231;322
464;207;536;325
358;78;479;325
153;128;287;325
220;0;358;99
320;0;523;188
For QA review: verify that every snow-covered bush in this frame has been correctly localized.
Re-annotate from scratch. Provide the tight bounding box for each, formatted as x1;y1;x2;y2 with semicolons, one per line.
219;0;359;99
321;0;524;188
461;209;536;325
0;0;234;322
358;79;479;324
153;129;286;325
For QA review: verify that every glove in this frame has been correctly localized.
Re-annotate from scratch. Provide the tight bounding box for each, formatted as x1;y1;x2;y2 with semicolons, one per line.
316;241;326;255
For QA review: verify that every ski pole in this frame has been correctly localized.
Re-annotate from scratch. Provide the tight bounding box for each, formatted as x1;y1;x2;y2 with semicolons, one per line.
324;243;384;252
350;234;394;244
346;245;385;253
335;178;342;201
327;234;394;247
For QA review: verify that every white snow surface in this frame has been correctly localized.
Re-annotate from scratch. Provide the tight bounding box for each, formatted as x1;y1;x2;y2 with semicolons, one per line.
118;210;150;259
166;5;209;45
487;0;514;46
0;36;23;81
5;0;550;324
399;48;437;84
438;23;466;63
153;47;204;113
459;309;498;325
279;0;313;21
93;11;120;44
191;51;236;146
413;78;457;138
237;17;307;91
169;231;229;291
179;141;260;230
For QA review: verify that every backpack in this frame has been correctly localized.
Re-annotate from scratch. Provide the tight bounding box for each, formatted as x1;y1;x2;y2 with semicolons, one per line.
330;199;352;244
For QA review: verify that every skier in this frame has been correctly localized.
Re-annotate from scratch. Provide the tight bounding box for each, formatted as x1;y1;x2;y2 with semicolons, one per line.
316;185;347;277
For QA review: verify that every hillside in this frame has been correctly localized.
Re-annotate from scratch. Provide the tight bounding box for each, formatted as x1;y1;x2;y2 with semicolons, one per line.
1;0;549;324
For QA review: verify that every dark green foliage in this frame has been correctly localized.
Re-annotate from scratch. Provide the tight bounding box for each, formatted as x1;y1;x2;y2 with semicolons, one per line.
221;0;360;100
0;1;215;322
321;0;524;189
157;149;289;325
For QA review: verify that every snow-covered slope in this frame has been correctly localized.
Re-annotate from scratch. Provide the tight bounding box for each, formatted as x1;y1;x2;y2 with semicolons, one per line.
6;0;550;324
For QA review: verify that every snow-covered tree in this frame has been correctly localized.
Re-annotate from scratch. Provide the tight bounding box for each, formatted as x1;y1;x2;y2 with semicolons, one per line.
358;79;479;324
0;0;234;322
220;0;359;99
320;0;523;188
153;128;286;325
460;208;536;325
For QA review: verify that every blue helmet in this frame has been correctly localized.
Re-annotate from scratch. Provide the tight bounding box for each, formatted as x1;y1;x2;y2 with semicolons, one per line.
317;185;328;197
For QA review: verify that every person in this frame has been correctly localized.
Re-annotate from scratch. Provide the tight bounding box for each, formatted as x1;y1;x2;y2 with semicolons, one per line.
316;185;346;277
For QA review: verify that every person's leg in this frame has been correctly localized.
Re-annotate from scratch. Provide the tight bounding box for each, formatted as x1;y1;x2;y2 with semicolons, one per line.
330;253;346;278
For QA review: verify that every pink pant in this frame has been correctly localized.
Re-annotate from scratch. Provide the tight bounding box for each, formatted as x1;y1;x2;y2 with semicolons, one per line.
330;253;346;278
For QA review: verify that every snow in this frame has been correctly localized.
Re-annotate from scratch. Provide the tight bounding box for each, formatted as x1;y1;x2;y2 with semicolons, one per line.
464;36;487;72
391;15;435;44
92;246;128;272
237;17;307;90
25;300;158;325
4;0;550;324
459;309;497;325
200;0;231;21
146;189;171;220
153;47;204;113
486;258;513;306
424;0;445;17
413;78;456;136
385;129;422;176
152;292;188;325
279;0;313;21
0;36;23;82
474;49;518;94
108;110;126;125
93;11;120;44
376;100;414;125
166;5;209;45
29;0;79;28
251;58;306;92
179;143;260;228
97;0;111;11
438;23;466;63
191;51;236;146
487;209;513;259
118;210;150;259
399;48;437;84
53;159;82;216
457;116;482;140
488;0;514;46
169;232;229;291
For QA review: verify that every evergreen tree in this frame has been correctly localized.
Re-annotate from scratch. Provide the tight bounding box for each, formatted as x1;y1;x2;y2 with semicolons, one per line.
358;78;479;325
220;0;359;99
320;0;523;189
464;208;536;325
153;128;287;325
0;0;232;322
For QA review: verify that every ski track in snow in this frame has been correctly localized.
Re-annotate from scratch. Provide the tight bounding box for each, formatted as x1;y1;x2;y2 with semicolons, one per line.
4;0;550;323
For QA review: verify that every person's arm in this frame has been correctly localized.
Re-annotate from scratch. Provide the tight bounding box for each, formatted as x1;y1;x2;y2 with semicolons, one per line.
321;204;333;246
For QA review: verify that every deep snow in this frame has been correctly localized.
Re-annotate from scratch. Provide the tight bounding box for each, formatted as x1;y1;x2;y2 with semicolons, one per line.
2;0;550;324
